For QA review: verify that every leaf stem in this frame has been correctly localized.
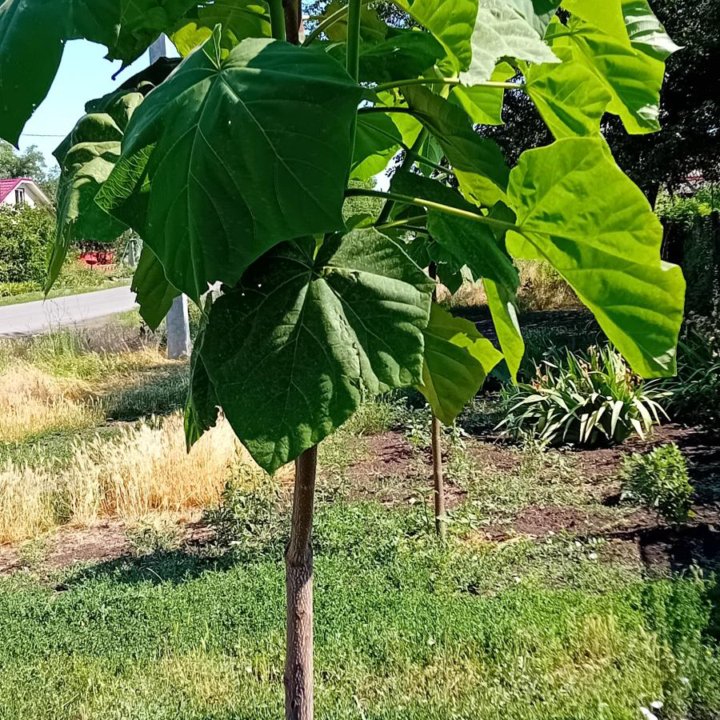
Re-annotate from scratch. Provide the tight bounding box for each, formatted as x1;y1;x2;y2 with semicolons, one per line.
346;0;362;81
373;78;523;94
375;214;428;231
357;106;417;116
268;0;287;41
348;188;521;233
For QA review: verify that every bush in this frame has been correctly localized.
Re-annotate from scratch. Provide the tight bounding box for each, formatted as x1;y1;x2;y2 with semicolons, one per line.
0;206;54;285
621;444;693;523
498;346;667;447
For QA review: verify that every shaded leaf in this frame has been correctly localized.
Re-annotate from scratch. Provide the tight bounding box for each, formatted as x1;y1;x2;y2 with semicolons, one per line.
199;230;434;473
131;245;180;330
418;303;503;424
352;113;403;181
402;85;509;206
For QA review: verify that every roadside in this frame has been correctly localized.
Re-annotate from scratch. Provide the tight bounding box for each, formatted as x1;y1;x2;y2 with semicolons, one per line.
0;286;137;337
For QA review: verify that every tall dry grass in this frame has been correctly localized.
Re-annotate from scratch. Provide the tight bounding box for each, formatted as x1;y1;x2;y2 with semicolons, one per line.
0;414;244;543
0;365;101;442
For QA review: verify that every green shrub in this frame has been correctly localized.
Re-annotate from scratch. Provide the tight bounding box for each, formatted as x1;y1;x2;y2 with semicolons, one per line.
0;206;54;285
621;444;693;523
498;346;667;447
203;474;283;557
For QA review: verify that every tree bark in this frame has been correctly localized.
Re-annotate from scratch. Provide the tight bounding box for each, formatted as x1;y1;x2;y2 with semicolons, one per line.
431;413;447;540
284;445;317;720
283;0;302;44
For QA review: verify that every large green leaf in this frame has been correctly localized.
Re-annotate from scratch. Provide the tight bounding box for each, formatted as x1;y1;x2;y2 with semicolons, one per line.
461;0;558;85
562;0;628;40
391;0;478;72
103;31;363;301
418;303;502;425
621;0;680;61
547;14;664;134
402;85;509;206
198;230;434;473
450;61;514;126
320;0;387;43
352;113;403;181
506;138;685;377
48;91;146;292
0;0;197;145
523;57;612;138
131;245;180;330
171;0;271;56
391;172;524;378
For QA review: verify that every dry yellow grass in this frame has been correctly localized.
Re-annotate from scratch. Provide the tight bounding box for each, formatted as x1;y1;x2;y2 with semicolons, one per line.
0;414;246;543
0;365;101;442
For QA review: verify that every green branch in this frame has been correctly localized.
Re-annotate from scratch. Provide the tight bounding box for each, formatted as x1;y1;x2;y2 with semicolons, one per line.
348;188;521;233
346;0;362;81
268;0;286;41
372;78;524;94
375;214;428;232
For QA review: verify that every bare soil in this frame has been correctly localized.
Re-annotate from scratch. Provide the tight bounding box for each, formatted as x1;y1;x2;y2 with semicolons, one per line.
2;422;718;577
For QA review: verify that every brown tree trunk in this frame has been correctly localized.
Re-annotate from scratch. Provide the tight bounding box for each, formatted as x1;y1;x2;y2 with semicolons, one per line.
431;413;447;540
284;445;317;720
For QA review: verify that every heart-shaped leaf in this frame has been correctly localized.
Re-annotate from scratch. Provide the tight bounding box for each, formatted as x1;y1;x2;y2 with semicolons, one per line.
506;138;685;377
198;229;434;473
103;31;363;301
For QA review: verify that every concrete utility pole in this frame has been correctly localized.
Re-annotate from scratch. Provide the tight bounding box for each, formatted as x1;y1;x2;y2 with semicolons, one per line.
149;36;192;360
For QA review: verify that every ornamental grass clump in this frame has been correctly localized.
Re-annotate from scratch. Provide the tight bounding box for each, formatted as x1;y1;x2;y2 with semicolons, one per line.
499;346;667;447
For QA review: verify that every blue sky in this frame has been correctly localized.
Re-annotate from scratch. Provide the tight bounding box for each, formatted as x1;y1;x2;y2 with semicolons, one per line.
18;41;173;169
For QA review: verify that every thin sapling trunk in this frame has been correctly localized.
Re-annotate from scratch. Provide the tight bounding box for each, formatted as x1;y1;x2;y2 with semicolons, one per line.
284;445;317;720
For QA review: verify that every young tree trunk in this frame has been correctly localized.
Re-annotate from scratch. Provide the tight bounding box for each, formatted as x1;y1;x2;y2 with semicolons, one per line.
431;413;447;540
427;263;446;539
284;445;317;720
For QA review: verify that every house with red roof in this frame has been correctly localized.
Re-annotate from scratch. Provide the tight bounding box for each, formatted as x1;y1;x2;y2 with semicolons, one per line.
0;177;51;209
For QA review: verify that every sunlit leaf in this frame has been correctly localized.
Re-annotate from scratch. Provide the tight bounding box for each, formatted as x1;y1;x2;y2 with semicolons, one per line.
461;0;558;85
418;303;503;424
450;61;514;126
506;138;685;377
171;0;271;56
352;113;403;181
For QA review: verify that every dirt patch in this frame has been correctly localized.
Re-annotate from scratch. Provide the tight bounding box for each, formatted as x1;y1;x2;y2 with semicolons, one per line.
0;514;213;576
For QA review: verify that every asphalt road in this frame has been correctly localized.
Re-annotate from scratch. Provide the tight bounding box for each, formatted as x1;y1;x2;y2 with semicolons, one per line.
0;286;138;337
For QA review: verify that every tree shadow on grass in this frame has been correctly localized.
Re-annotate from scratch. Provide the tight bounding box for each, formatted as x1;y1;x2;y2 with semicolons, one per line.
58;530;286;590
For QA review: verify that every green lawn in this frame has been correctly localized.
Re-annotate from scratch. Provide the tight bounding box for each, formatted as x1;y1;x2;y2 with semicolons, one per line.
1;499;718;720
0;323;718;720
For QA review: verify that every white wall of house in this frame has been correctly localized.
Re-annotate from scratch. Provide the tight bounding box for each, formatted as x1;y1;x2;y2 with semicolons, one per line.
0;181;50;209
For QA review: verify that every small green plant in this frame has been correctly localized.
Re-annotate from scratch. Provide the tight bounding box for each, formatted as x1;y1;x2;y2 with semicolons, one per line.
126;516;182;556
204;474;283;558
621;444;693;523
499;346;667;447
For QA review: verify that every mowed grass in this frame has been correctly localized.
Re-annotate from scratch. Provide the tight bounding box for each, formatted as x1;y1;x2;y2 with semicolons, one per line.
0;501;719;719
0;319;719;719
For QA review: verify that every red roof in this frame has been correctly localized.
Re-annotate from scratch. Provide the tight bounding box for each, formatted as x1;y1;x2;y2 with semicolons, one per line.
0;177;33;203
